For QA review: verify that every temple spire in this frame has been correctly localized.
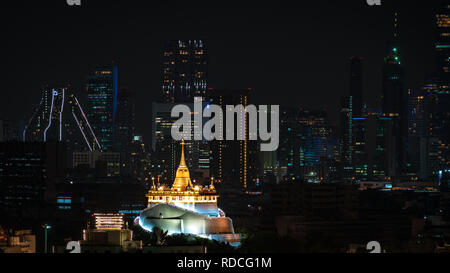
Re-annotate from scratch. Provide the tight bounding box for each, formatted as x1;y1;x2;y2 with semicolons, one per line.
151;177;156;191
210;177;215;190
171;139;193;191
179;138;187;167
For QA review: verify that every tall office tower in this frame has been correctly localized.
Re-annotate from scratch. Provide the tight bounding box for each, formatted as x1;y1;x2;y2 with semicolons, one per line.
23;86;102;166
352;117;368;181
381;12;406;179
114;88;136;175
86;65;118;152
350;111;397;181
350;57;364;118
407;88;432;179
162;40;207;103
278;107;304;179
436;4;450;90
298;110;333;180
209;89;259;190
340;96;354;181
129;135;151;184
433;5;450;173
279;107;333;181
0;142;66;221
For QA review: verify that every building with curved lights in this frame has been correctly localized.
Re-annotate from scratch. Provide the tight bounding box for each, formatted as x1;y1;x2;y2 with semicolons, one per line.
137;140;241;246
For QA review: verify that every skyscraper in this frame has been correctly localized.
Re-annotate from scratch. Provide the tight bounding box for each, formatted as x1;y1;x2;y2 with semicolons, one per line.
433;5;450;173
436;4;450;90
114;88;136;175
381;12;407;178
162;40;207;103
340;96;354;181
86;65;118;152
209;89;260;190
0;142;66;221
23;86;102;166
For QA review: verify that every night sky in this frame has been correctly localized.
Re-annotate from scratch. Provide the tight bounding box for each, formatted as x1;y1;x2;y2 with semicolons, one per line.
0;0;445;141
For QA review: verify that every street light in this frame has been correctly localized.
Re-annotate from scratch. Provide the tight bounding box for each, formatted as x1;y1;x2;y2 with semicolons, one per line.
42;224;52;253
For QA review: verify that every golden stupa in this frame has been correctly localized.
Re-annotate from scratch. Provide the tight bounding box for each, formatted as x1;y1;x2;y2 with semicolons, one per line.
171;139;194;192
146;139;218;210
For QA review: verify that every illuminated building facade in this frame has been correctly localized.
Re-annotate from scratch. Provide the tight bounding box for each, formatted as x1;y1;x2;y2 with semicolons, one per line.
23;86;102;167
436;4;450;91
433;6;450;174
0;228;36;253
65;213;143;253
279;107;334;182
162;40;207;103
381;13;407;178
209;89;259;189
86;66;118;152
138;140;240;245
340;96;354;181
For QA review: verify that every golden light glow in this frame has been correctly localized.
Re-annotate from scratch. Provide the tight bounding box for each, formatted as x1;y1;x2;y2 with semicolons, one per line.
146;140;219;208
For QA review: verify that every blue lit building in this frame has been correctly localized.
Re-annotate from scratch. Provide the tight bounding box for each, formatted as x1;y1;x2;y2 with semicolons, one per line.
86;66;118;152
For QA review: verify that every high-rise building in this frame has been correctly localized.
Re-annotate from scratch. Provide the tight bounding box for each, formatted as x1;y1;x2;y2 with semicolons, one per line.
0;142;66;221
279;107;334;182
340;96;354;181
130;135;152;184
278;107;304;180
86;66;118;152
209;89;259;189
162;40;207;103
23;86;102;166
114;88;136;175
433;5;450;174
381;13;407;178
406;88;433;180
353;112;397;181
436;4;450;90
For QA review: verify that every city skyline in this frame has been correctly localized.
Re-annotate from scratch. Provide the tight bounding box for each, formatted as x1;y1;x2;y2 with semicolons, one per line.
1;0;450;255
0;0;443;142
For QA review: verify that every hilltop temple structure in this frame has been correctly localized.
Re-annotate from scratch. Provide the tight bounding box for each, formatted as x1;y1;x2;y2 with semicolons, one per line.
137;140;241;246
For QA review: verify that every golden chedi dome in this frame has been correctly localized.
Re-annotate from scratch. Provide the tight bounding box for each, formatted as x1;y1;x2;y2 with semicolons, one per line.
171;139;194;192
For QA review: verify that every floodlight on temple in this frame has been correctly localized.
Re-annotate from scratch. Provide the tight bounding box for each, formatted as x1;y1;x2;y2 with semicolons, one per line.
138;139;241;246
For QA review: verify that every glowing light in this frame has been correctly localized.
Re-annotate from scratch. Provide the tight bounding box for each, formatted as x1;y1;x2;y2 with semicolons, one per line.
43;89;57;142
74;96;102;151
94;213;124;230
59;89;65;141
73;112;93;151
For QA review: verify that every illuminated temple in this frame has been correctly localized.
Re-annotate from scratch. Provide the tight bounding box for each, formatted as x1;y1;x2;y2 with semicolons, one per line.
137;140;241;246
